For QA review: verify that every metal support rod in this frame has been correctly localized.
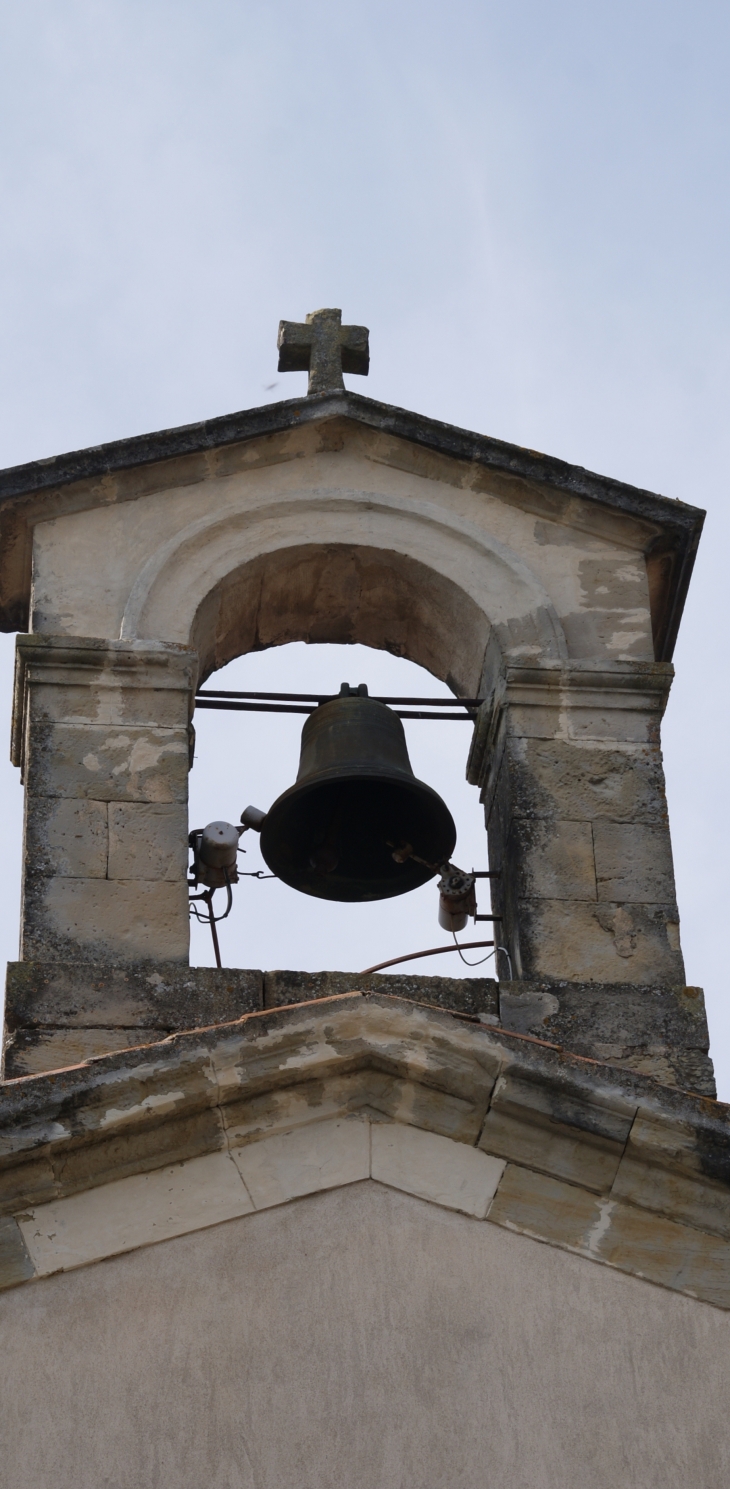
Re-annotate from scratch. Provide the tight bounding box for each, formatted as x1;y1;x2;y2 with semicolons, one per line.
197;689;485;705
205;890;223;969
360;941;494;975
194;698;477;720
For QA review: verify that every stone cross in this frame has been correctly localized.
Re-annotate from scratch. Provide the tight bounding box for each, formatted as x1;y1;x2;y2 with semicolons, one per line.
277;308;370;395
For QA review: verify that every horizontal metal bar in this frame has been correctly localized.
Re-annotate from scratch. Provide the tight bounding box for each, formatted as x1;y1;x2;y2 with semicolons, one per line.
195;699;315;715
377;697;483;706
198;689;331;703
194;698;476;720
196;688;484;707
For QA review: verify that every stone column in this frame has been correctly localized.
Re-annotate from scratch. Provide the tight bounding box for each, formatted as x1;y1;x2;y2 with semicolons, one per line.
467;660;684;984
12;636;194;965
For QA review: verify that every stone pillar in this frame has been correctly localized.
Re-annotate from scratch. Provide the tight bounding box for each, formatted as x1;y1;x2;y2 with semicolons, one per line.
467;660;684;984
12;636;194;965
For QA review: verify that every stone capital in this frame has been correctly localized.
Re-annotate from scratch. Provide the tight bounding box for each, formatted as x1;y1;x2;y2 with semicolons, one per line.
468;658;675;807
12;634;196;771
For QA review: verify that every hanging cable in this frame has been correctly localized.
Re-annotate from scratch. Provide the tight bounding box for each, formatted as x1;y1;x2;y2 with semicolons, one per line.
451;930;495;968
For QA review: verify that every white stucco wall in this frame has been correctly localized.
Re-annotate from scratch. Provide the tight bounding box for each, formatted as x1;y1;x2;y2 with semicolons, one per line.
2;1179;726;1489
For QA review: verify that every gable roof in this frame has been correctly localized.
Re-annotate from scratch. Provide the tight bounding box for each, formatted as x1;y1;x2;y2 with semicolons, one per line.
0;390;705;658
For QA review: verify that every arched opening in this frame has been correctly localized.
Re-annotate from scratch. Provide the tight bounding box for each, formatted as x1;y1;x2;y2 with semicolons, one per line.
181;531;562;978
190;544;491;696
188;640;496;979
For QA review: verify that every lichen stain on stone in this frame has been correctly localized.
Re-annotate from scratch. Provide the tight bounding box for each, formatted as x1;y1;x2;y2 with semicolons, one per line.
583;1198;616;1254
128;737;184;775
98;1089;186;1129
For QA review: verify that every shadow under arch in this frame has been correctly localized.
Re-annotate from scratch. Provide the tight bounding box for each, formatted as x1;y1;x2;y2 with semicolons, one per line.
191;544;493;695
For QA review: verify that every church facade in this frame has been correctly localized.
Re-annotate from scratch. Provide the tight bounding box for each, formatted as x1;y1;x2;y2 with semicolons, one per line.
0;312;727;1487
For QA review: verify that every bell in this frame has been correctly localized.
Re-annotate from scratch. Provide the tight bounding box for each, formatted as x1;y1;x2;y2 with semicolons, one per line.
259;685;457;902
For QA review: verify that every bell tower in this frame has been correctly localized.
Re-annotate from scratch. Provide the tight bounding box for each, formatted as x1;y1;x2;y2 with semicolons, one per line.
0;308;710;1097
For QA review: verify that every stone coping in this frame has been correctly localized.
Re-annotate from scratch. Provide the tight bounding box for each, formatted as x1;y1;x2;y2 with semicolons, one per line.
0;391;702;535
4;961;714;1096
0;992;729;1308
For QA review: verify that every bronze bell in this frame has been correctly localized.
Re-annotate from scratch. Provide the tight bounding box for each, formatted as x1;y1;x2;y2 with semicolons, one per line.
259;685;457;901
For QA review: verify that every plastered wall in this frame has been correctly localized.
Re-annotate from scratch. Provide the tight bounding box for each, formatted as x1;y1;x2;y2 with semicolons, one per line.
2;1180;727;1489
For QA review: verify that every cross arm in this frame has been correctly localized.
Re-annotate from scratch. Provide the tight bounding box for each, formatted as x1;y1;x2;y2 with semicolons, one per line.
340;324;369;375
277;320;312;373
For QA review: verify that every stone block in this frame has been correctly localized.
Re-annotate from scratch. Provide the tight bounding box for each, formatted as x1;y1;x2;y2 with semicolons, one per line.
503;701;561;740
53;1101;225;1201
25;723;189;802
0;1154;58;1214
371;1121;505;1217
508;818;596;901
231;1117;370;1208
27;679;190;730
24;796;108;879
612;1111;730;1238
223;1067;486;1149
498;980;715;1096
595;1192;730;1309
479;1071;631;1192
508;737;670;824
4;959;263;1031
2;956;264;1075
18;1150;253;1276
221;1072;374;1148
263;968;499;1018
487;1163;730;1308
516;898;685;983
21;876;190;963
593;822;677;904
4;1026;170;1079
0;1216;35;1290
108;802;188;881
565;704;653;744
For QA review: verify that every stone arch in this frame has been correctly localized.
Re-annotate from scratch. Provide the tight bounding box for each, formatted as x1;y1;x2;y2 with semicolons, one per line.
119;486;567;689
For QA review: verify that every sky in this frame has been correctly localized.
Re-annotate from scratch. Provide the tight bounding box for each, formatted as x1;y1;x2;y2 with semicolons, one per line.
0;1;728;1089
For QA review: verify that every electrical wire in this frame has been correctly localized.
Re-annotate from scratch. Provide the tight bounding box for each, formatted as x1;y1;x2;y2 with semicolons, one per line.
451;931;495;968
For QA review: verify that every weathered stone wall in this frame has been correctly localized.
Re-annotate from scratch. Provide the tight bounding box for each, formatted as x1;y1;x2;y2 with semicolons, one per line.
468;658;683;984
14;635;193;965
4;963;713;1093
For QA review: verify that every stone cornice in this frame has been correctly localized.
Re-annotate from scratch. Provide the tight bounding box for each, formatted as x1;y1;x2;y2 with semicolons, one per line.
0;392;704;658
11;634;196;770
1;993;728;1307
467;657;675;800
